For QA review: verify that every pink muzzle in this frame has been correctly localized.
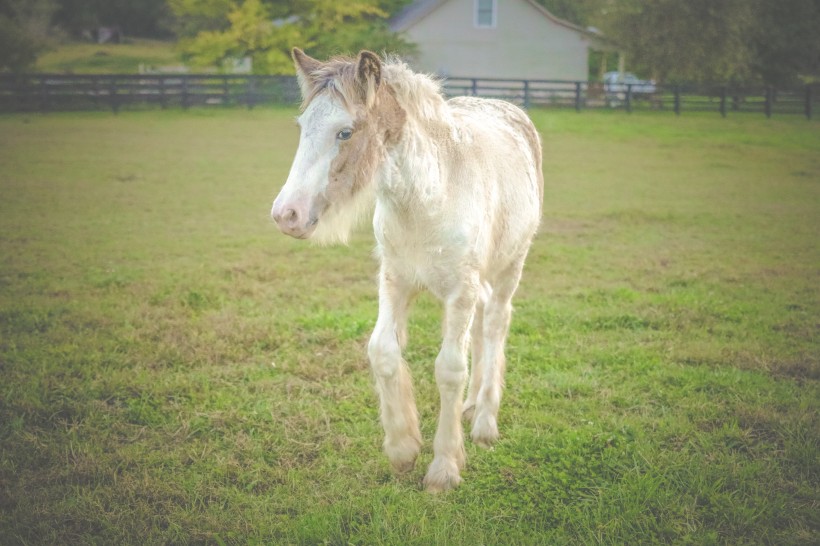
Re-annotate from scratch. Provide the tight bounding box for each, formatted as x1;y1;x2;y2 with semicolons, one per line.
271;194;321;239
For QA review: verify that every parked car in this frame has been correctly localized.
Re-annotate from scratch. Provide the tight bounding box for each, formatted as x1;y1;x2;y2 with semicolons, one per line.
603;71;657;100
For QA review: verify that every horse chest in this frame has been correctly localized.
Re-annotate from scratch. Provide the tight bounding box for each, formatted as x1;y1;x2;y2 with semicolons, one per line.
375;219;470;297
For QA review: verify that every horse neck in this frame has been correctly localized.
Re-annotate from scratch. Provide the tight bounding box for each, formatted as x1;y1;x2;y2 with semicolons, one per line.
378;113;452;209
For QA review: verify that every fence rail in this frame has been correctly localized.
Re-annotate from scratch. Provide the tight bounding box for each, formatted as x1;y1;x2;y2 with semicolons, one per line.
0;73;816;119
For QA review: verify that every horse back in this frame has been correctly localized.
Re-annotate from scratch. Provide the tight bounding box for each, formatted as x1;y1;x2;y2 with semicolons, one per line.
446;97;543;206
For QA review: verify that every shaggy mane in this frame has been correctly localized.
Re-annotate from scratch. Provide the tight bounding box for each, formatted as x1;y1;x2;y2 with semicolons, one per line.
302;54;446;121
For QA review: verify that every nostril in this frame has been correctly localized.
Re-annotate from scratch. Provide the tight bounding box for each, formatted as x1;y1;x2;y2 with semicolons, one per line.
273;207;301;229
272;200;312;237
283;208;299;226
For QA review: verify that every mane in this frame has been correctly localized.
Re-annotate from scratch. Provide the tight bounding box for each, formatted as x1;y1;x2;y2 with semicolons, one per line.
302;54;447;121
382;57;447;121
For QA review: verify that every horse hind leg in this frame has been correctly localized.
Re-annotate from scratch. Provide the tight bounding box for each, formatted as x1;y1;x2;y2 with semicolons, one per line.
463;281;491;422
471;260;524;448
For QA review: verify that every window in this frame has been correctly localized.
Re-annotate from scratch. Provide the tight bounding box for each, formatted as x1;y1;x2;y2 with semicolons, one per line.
475;0;496;28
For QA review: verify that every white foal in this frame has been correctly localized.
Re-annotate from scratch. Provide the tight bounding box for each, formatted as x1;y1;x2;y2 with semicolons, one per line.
272;49;543;492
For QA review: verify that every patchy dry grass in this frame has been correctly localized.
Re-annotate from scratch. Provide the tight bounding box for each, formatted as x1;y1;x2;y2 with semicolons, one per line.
0;108;818;544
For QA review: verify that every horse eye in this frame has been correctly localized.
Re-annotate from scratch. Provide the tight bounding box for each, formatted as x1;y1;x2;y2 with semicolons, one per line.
337;128;353;141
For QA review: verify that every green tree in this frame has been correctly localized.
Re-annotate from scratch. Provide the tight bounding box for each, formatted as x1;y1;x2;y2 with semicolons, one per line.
179;0;413;74
533;0;604;27
297;0;409;59
168;0;234;38
0;0;56;72
596;0;756;83
750;0;820;85
54;0;171;38
181;0;301;73
590;0;820;85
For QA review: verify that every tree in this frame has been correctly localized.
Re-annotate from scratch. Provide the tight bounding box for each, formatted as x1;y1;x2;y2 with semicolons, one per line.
181;0;302;74
533;0;605;27
53;0;172;38
297;0;410;59
588;0;820;85
597;0;756;83
750;0;820;85
179;0;413;74
0;0;56;72
167;0;234;38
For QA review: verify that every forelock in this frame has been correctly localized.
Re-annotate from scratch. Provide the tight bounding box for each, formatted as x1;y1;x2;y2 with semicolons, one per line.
301;56;362;113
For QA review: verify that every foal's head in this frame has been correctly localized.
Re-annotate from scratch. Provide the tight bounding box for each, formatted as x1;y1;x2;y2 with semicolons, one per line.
271;49;406;243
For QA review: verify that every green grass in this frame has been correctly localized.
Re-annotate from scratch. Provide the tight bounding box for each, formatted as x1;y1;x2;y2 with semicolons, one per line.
34;39;180;73
0;108;818;544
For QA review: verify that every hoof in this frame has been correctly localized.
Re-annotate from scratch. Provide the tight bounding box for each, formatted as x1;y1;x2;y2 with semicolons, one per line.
471;414;499;448
423;457;462;493
462;403;476;423
390;456;417;474
385;435;421;474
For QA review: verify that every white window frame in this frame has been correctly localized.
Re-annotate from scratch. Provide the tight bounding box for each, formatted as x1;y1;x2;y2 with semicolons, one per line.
474;0;497;29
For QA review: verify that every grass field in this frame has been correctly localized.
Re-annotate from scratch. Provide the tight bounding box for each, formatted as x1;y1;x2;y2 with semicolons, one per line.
0;108;818;544
34;39;180;74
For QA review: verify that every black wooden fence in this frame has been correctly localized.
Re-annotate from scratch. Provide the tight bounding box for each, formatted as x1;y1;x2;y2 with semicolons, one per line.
0;73;816;119
0;74;301;113
443;77;817;119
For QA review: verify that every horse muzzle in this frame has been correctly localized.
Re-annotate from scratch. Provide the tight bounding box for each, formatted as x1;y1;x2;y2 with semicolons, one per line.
271;198;318;239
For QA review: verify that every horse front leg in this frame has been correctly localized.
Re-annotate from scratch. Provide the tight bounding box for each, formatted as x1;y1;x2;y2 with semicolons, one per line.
367;268;422;473
423;283;477;492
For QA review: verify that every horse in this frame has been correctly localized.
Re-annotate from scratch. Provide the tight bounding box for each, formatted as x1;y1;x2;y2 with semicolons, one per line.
271;48;543;492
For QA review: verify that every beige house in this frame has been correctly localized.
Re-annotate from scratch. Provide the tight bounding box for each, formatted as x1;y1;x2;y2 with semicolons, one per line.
390;0;606;81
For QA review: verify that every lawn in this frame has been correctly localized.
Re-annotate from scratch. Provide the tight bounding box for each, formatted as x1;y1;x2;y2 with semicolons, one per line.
34;39;180;74
0;107;818;544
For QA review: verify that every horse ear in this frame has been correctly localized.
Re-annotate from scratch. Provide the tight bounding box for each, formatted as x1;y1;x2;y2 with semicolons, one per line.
356;50;381;107
292;47;322;97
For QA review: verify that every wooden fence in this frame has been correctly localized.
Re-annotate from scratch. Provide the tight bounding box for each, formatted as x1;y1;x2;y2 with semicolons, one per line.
0;74;301;113
443;77;817;119
0;73;816;119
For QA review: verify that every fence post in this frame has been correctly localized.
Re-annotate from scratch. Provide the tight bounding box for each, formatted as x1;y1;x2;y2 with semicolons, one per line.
89;75;98;110
471;78;477;97
12;76;23;111
159;76;166;109
182;76;190;110
625;83;632;113
246;77;255;109
674;85;681;115
805;85;812;120
575;82;582;112
719;86;727;117
39;76;48;112
109;78;119;113
764;86;772;118
523;80;530;109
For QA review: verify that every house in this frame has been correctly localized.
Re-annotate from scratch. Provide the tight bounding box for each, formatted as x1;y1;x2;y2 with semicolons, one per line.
390;0;610;81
